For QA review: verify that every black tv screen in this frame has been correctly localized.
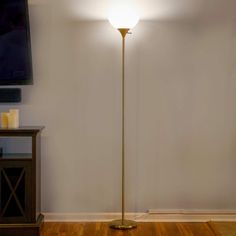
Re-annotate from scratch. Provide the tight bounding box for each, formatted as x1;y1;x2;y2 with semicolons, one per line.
0;0;32;85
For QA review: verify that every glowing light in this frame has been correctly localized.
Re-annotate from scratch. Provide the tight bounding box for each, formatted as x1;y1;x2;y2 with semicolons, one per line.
108;6;139;29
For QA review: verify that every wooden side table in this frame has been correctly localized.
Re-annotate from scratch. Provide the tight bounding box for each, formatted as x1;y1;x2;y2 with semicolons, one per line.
0;127;44;236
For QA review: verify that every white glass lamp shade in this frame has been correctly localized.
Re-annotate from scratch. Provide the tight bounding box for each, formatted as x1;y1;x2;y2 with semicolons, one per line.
108;7;139;29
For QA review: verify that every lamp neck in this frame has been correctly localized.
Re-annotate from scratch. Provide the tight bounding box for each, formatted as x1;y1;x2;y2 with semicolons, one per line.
118;28;129;38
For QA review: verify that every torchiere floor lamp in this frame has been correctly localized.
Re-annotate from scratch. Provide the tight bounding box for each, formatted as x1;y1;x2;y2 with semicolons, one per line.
108;8;139;230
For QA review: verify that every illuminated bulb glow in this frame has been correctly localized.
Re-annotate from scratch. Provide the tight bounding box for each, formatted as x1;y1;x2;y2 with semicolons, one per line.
108;6;139;29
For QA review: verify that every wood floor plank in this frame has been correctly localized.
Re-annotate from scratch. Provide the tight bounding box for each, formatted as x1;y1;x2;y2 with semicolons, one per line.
41;222;218;236
162;222;185;236
208;222;236;236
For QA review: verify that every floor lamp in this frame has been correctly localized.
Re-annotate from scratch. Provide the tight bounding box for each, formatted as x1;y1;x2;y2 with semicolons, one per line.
108;9;139;230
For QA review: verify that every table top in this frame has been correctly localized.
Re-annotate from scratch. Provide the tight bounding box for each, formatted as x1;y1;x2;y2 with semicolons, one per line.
0;126;44;135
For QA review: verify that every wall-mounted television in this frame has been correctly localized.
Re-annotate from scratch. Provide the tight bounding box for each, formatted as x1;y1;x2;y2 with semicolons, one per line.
0;0;32;85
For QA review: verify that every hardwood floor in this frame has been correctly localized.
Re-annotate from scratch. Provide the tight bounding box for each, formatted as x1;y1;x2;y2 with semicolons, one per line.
209;222;236;236
41;222;218;236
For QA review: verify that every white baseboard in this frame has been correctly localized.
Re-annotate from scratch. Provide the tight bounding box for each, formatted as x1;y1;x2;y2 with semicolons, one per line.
43;210;236;222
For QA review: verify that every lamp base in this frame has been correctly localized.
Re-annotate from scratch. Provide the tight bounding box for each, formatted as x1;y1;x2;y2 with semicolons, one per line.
109;219;137;230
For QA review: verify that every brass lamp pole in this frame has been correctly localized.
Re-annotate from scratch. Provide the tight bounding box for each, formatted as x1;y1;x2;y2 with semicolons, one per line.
108;5;139;227
109;28;137;230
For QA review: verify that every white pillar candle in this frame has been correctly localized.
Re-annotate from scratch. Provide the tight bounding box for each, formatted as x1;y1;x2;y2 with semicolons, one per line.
1;112;9;128
8;109;19;128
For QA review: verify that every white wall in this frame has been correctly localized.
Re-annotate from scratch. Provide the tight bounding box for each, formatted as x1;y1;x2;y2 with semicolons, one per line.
1;2;236;213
